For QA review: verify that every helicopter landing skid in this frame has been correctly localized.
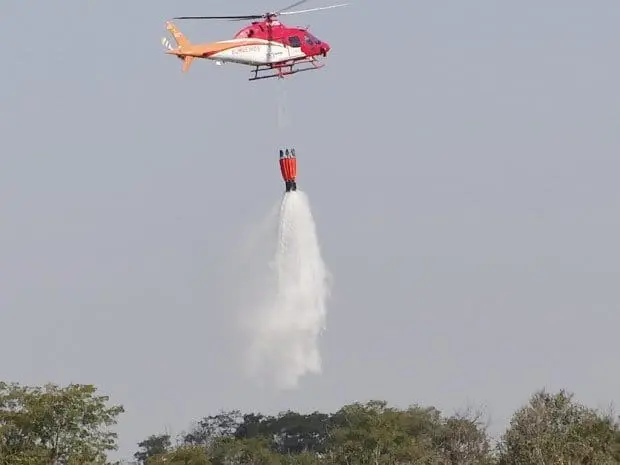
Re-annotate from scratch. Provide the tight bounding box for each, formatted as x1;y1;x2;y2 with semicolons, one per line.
249;59;325;81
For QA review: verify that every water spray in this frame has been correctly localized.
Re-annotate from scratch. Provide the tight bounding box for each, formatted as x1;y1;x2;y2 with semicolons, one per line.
239;148;330;389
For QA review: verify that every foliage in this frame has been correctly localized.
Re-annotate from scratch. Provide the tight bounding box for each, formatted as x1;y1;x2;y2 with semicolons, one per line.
144;399;494;465
147;445;210;465
3;380;620;465
0;381;124;465
498;389;620;464
134;435;171;464
141;390;620;465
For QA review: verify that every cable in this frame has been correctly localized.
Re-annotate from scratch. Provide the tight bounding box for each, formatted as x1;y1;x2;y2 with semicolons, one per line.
276;79;289;131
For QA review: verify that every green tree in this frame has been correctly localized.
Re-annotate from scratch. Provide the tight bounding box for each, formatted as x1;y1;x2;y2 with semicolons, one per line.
326;400;441;464
432;408;494;465
183;410;332;456
498;389;620;464
134;389;620;465
183;411;243;447
148;445;211;465
134;434;171;464
0;381;124;465
235;411;332;455
280;452;323;465
208;437;281;465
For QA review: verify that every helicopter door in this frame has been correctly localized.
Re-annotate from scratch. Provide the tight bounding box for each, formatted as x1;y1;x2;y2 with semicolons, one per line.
288;35;301;48
287;35;304;59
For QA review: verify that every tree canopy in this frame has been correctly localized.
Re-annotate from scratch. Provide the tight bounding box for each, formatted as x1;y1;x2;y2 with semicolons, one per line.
133;390;620;465
2;380;620;464
0;381;124;465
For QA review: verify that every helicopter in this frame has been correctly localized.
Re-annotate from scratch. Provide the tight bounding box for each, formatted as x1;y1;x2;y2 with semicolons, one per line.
161;0;347;81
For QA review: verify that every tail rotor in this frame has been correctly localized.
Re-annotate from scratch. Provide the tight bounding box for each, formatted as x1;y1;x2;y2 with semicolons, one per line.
161;37;174;51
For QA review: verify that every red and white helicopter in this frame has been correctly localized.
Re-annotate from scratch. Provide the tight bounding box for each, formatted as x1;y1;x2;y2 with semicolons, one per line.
161;0;347;81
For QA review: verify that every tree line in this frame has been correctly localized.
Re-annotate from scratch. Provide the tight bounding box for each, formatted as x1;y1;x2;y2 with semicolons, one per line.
1;381;620;464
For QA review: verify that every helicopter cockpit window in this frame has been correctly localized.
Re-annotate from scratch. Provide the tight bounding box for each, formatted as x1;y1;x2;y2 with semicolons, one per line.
304;33;321;44
288;36;301;47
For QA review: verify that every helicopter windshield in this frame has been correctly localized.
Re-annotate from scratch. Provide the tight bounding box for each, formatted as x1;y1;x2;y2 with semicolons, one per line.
304;32;321;45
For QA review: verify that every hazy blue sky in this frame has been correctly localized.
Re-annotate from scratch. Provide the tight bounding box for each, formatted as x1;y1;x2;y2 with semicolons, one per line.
2;0;620;461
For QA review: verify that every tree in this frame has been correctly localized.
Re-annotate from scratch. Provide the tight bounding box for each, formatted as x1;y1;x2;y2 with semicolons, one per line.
134;389;620;465
183;411;243;447
183;410;332;456
235;411;332;455
134;434;171;464
0;381;124;465
498;389;620;464
432;408;494;465
148;445;210;465
208;437;281;465
269;411;332;455
325;400;442;464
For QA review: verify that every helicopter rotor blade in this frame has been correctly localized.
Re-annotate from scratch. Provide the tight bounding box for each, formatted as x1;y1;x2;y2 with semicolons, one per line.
172;1;348;22
279;3;348;15
276;0;311;14
173;15;262;20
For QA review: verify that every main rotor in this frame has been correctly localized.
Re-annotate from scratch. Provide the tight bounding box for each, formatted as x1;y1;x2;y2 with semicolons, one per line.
173;0;348;22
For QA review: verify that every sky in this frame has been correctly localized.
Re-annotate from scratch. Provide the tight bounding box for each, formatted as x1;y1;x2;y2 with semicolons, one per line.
2;0;620;461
